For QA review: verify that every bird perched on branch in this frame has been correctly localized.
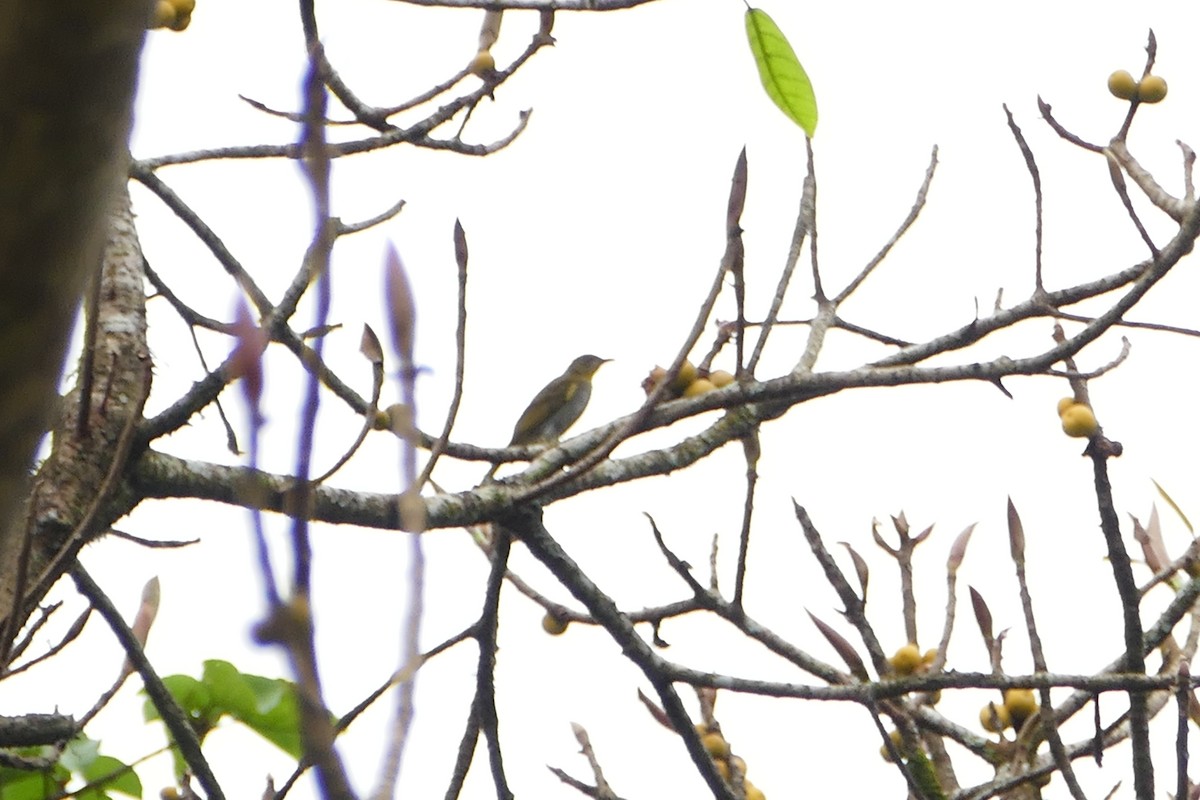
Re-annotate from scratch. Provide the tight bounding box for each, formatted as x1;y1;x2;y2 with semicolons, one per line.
484;354;609;481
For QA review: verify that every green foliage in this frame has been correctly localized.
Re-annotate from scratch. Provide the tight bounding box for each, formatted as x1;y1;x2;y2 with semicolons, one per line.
145;659;303;776
744;7;818;137
0;738;140;800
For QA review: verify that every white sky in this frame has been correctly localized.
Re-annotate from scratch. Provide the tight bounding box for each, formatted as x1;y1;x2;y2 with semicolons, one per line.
13;0;1200;798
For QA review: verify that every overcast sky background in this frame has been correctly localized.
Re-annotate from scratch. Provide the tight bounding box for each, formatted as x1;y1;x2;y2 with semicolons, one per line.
13;1;1200;798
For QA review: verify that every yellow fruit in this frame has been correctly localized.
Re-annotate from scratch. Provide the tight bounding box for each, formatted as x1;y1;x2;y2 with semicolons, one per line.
727;755;746;776
371;409;391;430
1056;396;1077;416
701;731;731;759
1138;74;1168;103
708;369;735;388
714;759;731;781
541;612;568;636
644;366;670;396
921;648;938;668
671;360;698;393
683;378;716;398
1108;69;1138;101
151;0;175;27
1060;403;1099;438
469;50;496;77
879;729;904;762
743;780;766;800
171;0;196;13
889;643;922;676
980;701;1011;732
168;10;191;30
1004;688;1038;725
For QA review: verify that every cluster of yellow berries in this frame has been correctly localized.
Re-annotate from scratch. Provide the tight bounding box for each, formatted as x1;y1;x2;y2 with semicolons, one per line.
643;360;735;399
1108;70;1168;104
979;688;1038;734
878;645;940;762
889;643;934;675
1057;398;1099;438
151;0;195;31
696;725;765;800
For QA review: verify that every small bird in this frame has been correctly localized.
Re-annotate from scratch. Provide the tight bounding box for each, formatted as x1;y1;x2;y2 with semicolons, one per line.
485;354;609;480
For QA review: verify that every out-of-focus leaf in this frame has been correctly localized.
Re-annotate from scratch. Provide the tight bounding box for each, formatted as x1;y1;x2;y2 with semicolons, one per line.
838;541;869;600
744;8;817;137
359;324;383;365
202;660;303;758
969;586;994;650
1131;508;1171;576
0;769;65;800
1006;497;1025;561
143;675;210;724
82;756;142;799
454;219;468;271
1153;479;1193;534
807;611;869;680
947;524;976;574
727;147;748;230
384;244;416;363
202;660;257;718
237;673;303;758
636;689;674;731
907;750;949;800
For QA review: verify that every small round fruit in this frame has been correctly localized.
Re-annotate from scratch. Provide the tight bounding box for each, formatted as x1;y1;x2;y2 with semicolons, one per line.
921;648;938;667
1108;70;1138;101
708;369;735;388
714;759;731;781
469;50;496;77
1138;74;1168;103
644;366;670;396
168;10;191;30
541;612;568;636
683;378;716;398
701;731;730;759
171;0;196;13
743;781;766;800
879;729;904;762
1060;403;1099;438
671;360;698;393
152;0;176;27
889;643;922;676
1004;688;1038;724
1056;396;1077;416
980;701;1011;732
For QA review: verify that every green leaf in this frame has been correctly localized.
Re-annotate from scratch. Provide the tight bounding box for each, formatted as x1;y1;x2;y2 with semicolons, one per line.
81;756;142;799
144;674;211;723
60;738;101;774
235;674;303;758
202;660;302;757
0;770;65;800
1152;478;1194;534
745;7;818;136
201;660;258;719
147;661;305;760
